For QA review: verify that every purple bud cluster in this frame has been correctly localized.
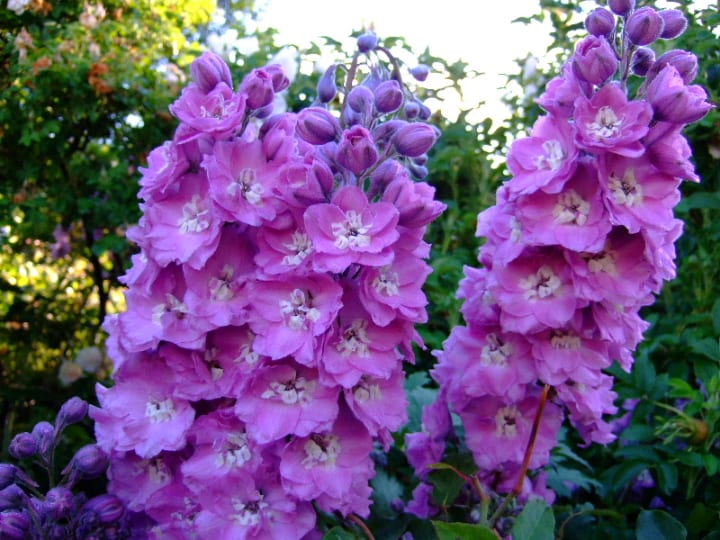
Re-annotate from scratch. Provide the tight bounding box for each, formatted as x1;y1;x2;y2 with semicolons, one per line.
91;42;445;537
407;1;713;505
0;398;135;539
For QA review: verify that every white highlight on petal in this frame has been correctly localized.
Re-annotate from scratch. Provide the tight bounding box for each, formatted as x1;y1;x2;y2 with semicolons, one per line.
520;265;562;301
553;189;590;226
302;434;341;469
332;210;371;249
178;194;211;234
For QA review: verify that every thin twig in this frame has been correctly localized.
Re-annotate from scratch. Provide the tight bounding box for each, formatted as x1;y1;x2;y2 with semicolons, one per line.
348;513;376;540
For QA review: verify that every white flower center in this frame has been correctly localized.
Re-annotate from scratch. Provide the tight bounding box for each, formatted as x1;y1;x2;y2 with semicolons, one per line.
551;331;581;350
609;168;643;207
178;194;211;234
533;139;565;171
509;216;523;243
372;266;400;296
215;432;252;468
231;496;268;527
332;210;371;250
336;319;371;357
481;333;512;366
495;405;520;438
353;380;382;403
144;458;171;485
282;230;313;266
302;434;341;469
587;248;617;276
145;397;176;423
279;289;321;330
520;265;562;301
261;375;315;405
588;106;622;139
152;294;188;325
200;95;232;119
227;168;263;205
553;189;590;225
209;264;235;301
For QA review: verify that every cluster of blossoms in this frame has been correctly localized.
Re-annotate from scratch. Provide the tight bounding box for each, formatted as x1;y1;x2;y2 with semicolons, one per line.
407;0;713;506
91;32;444;537
0;397;135;539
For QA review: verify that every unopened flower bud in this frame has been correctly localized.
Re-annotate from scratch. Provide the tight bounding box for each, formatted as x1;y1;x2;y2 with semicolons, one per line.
404;101;420;119
190;51;232;93
31;421;55;458
418;103;432;121
646;65;713;124
659;9;687;40
0;485;24;511
408;162;429;179
8;432;37;460
585;8;615;37
357;31;378;53
608;0;635;17
372;119;406;147
374;80;404;113
572;35;618;85
651;50;698;84
383;177;446;227
409;64;430;82
81;494;125;523
0;466;18;490
336;125;379;175
393;122;438;157
43;487;75;520
0;509;29;539
317;64;338;104
369;159;405;197
296;107;340;145
263;64;289;92
631;47;655;76
67;444;108;478
347;85;375;115
57;397;89;429
626;7;664;46
240;68;276;110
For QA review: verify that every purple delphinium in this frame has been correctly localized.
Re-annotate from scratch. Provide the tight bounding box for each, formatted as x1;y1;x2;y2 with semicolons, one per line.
409;0;712;508
91;40;445;535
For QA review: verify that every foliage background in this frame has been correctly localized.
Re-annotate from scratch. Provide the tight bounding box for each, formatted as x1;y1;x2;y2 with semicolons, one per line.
1;0;719;537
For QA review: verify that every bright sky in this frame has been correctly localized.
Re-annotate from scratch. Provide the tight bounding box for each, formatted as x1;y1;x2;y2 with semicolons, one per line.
254;0;556;124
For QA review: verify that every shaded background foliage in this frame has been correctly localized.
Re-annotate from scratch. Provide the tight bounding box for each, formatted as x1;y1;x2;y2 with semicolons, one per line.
1;0;719;537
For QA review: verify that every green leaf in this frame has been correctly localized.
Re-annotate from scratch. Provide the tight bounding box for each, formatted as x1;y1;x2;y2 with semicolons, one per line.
667;378;700;400
370;469;404;518
702;453;719;476
322;527;358;540
511;499;555;540
689;338;720;361
654;462;678;495
635;510;686;540
432;521;498;540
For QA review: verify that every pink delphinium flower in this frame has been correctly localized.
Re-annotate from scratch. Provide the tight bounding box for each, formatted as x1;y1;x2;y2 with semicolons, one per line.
304;185;399;273
574;82;653;157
